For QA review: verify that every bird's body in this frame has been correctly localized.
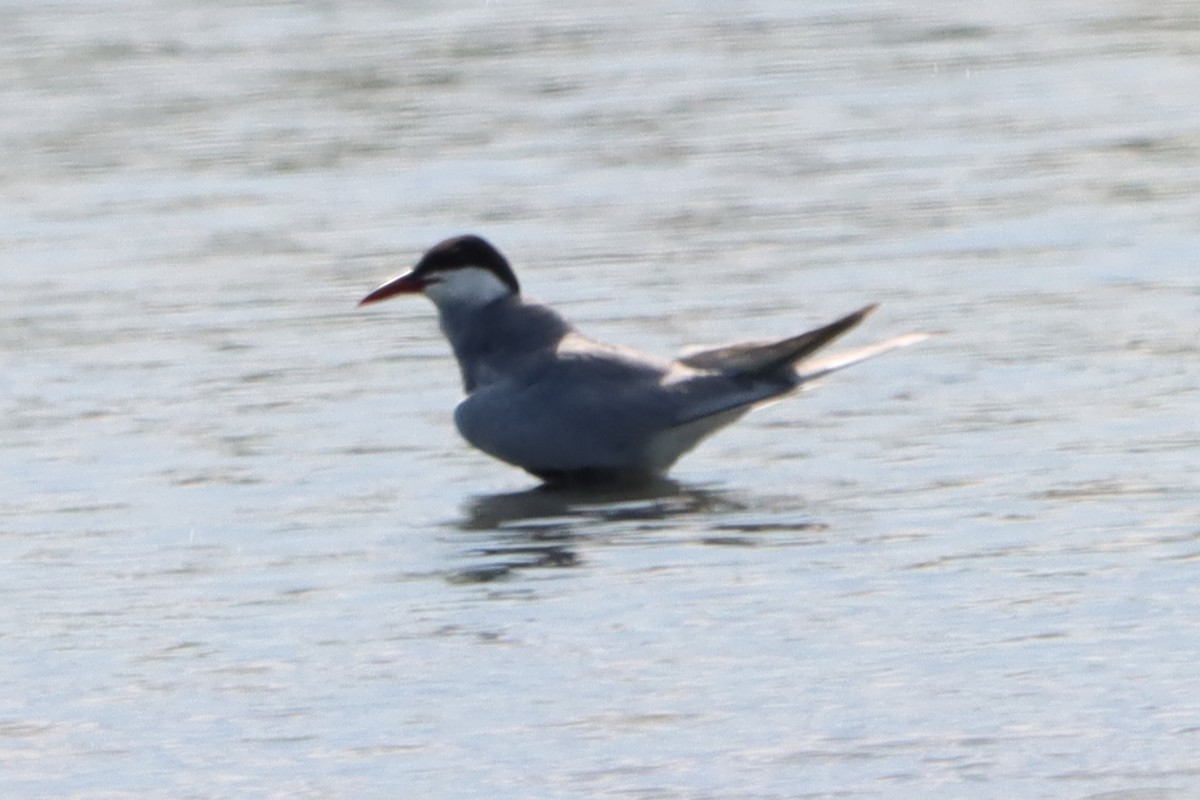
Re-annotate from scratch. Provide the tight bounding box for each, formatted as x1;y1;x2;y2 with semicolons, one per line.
360;235;925;484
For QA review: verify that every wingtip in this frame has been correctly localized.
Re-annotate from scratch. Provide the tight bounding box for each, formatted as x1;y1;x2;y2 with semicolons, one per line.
855;303;880;322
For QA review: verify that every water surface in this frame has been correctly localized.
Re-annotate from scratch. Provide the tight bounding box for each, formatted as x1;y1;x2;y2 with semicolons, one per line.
3;1;1199;797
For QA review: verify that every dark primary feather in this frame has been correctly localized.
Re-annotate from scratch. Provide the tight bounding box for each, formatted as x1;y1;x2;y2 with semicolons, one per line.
677;304;877;377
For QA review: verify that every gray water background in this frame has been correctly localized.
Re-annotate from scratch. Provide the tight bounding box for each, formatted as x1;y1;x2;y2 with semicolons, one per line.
3;1;1199;797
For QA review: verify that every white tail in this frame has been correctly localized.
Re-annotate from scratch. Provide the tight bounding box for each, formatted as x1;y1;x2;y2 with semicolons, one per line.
796;333;932;383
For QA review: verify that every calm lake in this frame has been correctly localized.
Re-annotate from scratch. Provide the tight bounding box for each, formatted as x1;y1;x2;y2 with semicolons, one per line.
3;0;1199;797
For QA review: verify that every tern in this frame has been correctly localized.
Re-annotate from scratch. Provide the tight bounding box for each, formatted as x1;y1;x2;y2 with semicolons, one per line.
359;235;925;484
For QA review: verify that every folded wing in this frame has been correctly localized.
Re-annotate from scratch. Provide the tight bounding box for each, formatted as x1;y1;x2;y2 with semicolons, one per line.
678;304;877;376
669;306;926;427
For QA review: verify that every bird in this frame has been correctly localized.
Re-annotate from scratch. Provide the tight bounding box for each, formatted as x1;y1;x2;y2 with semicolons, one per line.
359;234;926;485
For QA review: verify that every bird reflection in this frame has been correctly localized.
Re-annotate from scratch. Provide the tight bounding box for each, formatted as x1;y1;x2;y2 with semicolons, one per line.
445;478;750;583
459;477;746;530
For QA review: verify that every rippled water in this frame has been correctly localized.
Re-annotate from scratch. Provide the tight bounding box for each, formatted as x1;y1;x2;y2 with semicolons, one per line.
3;1;1199;797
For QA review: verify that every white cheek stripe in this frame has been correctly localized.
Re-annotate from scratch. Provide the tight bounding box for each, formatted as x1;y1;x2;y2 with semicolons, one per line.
424;267;512;308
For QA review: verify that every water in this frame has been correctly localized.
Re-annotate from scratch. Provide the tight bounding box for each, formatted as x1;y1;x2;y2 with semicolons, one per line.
3;1;1199;797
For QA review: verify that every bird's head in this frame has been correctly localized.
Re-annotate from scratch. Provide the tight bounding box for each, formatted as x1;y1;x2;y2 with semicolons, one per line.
358;235;519;310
